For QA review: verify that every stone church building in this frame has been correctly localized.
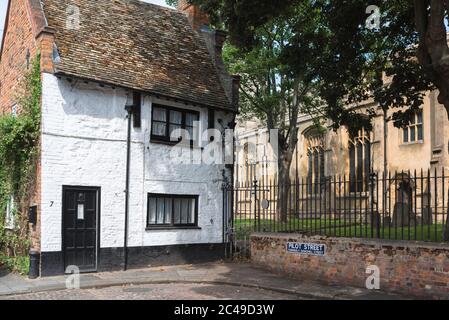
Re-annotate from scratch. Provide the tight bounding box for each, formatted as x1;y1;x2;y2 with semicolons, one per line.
235;83;449;228
236;90;449;186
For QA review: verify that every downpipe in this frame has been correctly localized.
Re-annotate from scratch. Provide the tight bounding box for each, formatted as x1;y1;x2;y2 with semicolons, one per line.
123;104;133;271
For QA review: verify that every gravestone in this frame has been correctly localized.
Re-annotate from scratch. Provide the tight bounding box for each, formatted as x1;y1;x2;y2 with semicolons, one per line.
370;211;381;229
392;202;416;227
421;207;433;225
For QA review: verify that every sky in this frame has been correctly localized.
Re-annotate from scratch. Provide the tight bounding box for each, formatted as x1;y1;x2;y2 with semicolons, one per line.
0;0;173;42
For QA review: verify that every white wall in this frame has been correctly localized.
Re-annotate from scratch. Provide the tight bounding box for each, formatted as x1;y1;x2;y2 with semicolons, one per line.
40;73;232;252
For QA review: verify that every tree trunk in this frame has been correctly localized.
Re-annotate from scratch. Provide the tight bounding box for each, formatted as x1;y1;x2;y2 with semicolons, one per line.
277;149;294;224
415;0;449;117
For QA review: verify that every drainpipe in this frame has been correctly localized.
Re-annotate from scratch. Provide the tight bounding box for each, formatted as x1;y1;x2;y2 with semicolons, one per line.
124;99;134;271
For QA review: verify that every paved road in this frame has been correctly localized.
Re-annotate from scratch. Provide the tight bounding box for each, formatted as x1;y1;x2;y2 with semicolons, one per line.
1;283;306;300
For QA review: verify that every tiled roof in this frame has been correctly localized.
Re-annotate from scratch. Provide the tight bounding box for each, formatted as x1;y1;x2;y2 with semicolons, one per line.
41;0;233;110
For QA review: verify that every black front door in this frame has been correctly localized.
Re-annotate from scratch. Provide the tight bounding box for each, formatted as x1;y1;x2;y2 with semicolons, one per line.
63;187;99;273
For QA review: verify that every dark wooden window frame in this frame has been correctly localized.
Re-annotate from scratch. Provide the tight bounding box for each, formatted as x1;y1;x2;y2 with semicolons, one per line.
150;104;200;147
146;193;200;230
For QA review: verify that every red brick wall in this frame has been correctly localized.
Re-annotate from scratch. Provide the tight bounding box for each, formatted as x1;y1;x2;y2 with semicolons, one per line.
177;0;209;30
0;0;53;253
0;0;38;113
251;233;449;299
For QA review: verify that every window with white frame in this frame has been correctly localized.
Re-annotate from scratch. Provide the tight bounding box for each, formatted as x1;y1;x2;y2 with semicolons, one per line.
402;110;423;144
4;196;15;230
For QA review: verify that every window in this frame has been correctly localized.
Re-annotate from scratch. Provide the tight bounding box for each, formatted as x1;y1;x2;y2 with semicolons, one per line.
4;196;15;230
403;110;423;143
306;135;325;194
349;129;371;193
147;194;198;228
151;104;200;146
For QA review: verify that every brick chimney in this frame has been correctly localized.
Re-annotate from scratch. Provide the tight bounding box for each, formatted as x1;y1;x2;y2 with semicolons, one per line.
177;0;209;30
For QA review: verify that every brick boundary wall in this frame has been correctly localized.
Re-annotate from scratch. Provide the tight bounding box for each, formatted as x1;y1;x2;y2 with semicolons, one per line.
251;233;449;299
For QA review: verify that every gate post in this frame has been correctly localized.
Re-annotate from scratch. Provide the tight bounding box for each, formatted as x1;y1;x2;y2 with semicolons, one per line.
369;172;380;238
253;179;259;232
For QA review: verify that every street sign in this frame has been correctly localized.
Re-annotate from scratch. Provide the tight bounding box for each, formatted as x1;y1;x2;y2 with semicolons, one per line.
286;242;326;256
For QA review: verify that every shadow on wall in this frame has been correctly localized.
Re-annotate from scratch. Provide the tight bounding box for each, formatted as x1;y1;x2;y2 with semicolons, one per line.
58;78;128;120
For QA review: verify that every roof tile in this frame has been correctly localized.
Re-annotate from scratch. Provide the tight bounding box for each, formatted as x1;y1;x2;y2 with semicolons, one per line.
41;0;233;110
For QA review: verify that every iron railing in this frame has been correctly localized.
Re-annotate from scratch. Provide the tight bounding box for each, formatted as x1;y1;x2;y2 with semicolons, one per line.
224;169;449;252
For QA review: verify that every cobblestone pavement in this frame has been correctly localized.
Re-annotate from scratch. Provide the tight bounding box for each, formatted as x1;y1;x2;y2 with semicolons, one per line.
1;283;306;300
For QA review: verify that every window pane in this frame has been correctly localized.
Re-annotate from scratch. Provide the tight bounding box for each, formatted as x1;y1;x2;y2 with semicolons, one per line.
185;126;195;142
188;198;196;224
313;150;319;193
307;151;313;194
186;113;198;127
153;107;167;122
410;126;416;142
156;198;165;224
357;143;363;192
173;199;181;224
349;144;356;193
170;110;182;125
181;199;189;224
364;141;371;191
148;198;157;224
319;148;325;179
417;111;423;124
164;198;172;224
152;122;166;136
410;115;416;124
169;125;183;141
417;124;423;141
403;128;408;143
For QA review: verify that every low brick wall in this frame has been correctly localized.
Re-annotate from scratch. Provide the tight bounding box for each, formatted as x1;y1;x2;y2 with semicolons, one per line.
251;233;449;299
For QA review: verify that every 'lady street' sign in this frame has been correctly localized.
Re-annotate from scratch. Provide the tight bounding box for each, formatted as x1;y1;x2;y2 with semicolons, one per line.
286;242;326;256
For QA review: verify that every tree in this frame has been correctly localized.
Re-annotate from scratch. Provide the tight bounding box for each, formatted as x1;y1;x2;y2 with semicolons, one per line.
222;9;326;222
415;1;449;116
189;0;445;124
181;0;449;239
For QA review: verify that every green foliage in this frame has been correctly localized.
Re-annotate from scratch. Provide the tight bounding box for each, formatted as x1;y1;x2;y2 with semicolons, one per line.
222;9;325;149
0;54;41;274
192;0;435;132
165;0;178;7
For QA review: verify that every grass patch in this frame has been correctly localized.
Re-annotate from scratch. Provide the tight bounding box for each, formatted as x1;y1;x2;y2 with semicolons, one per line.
234;218;445;243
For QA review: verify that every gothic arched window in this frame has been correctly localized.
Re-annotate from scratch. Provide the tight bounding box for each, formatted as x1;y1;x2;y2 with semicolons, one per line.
306;133;325;194
349;129;371;193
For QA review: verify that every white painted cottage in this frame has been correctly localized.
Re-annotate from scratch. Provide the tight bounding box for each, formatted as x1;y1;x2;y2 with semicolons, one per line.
0;0;239;276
